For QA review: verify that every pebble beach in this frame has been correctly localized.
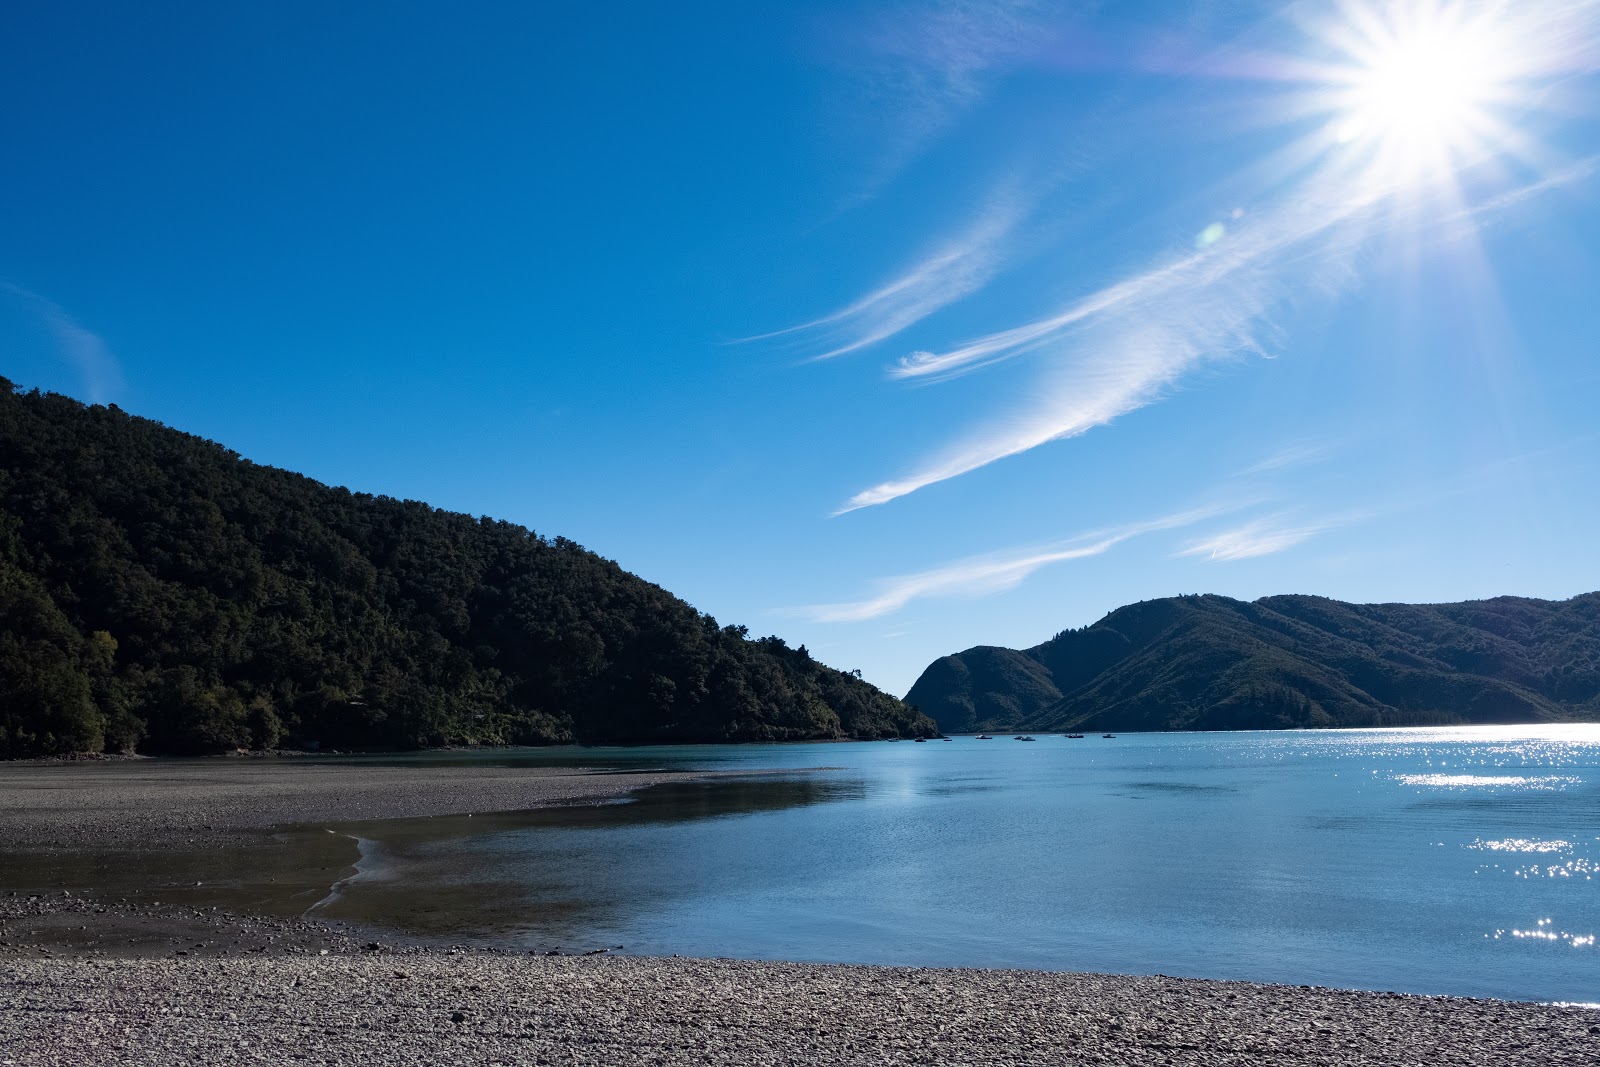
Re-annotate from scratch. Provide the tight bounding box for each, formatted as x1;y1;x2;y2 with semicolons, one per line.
5;952;1598;1066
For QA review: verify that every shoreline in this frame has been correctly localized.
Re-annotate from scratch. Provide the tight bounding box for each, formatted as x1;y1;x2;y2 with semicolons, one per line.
12;719;1597;770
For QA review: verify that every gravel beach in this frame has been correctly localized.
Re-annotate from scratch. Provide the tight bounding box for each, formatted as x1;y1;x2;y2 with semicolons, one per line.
4;953;1597;1066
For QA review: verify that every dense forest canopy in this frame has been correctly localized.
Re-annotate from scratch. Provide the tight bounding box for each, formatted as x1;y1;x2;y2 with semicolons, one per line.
0;380;935;757
907;592;1600;734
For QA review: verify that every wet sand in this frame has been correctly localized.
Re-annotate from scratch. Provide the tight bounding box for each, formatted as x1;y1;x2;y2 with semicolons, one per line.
4;952;1597;1066
0;756;720;955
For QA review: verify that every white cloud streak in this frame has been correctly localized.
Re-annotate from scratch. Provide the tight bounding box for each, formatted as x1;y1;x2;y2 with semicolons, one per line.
0;282;124;402
838;184;1373;512
1176;514;1338;562
1239;439;1339;476
792;503;1231;622
740;192;1027;360
839;155;1598;514
1434;154;1600;233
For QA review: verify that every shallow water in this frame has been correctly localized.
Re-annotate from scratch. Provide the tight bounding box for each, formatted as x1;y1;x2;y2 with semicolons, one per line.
317;726;1600;1003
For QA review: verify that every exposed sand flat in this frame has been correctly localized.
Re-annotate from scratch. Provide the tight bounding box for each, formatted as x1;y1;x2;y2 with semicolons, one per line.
3;953;1596;1066
0;758;710;850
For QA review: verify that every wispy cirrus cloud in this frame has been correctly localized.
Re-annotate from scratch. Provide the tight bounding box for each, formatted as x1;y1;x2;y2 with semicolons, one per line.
838;152;1600;515
1239;438;1341;476
738;191;1027;360
0;282;124;402
792;503;1231;622
1176;514;1341;562
837;181;1374;512
838;0;1055;195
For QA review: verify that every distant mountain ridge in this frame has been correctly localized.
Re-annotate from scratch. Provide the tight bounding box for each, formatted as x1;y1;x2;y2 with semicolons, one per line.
0;380;936;757
905;593;1600;734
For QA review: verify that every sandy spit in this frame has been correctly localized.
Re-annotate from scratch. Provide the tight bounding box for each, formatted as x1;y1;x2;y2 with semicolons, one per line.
0;757;712;850
2;953;1596;1066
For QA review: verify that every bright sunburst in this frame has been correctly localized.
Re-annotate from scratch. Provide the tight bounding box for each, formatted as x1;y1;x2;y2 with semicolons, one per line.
1318;1;1537;188
1342;13;1502;136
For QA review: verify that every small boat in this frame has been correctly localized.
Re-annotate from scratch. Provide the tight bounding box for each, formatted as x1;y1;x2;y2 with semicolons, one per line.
1102;733;1116;738
976;734;993;740
1015;735;1036;741
1066;734;1084;739
914;737;928;742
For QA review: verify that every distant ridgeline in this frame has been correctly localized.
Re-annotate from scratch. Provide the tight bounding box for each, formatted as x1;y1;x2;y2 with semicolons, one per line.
907;593;1600;734
0;380;935;757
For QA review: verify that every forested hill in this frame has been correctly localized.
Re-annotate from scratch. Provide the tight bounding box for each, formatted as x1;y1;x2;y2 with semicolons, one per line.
0;381;935;757
906;593;1600;734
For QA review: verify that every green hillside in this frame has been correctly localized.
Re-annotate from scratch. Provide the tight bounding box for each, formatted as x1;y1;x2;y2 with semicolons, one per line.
906;593;1600;733
0;380;935;757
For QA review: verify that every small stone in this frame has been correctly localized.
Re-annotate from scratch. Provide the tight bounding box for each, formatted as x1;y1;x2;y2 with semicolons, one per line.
450;1011;466;1024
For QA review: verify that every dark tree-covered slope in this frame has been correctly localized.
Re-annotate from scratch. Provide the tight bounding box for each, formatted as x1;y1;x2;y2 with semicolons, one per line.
0;381;935;756
906;593;1600;734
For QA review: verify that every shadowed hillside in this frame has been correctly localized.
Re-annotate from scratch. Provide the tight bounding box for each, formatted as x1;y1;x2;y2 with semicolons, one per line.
906;593;1600;733
0;381;935;757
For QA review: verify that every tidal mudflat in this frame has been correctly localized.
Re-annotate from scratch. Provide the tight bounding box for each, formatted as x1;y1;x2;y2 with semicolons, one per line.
0;756;717;946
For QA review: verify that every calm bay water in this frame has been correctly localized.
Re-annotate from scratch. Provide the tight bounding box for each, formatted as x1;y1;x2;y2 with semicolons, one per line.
325;726;1600;1003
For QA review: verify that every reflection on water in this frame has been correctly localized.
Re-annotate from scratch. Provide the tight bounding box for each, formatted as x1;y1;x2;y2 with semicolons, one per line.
1492;918;1597;948
318;725;1600;1003
316;776;865;941
1471;838;1575;853
1396;774;1581;789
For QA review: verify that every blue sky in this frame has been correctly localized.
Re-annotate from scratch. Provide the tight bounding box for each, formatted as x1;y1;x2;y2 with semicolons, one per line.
3;1;1599;696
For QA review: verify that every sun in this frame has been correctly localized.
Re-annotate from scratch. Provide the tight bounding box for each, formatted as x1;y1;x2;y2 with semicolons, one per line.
1322;1;1521;186
1345;20;1500;136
